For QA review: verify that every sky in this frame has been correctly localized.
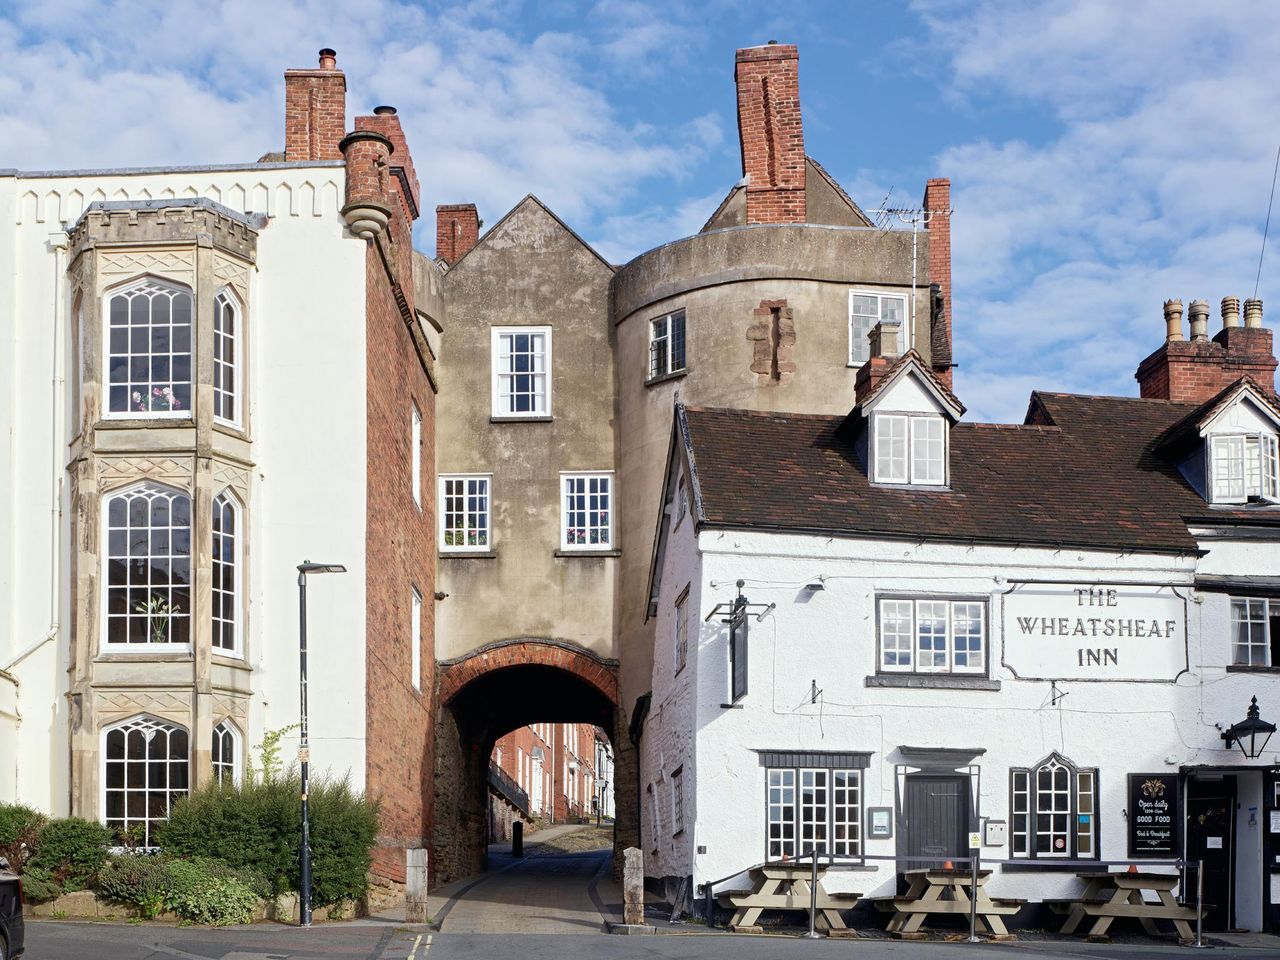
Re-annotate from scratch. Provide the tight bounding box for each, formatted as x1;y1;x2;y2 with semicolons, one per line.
3;0;1279;421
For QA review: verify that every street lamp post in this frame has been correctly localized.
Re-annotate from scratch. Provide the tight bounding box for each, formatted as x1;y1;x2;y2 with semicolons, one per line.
297;561;346;928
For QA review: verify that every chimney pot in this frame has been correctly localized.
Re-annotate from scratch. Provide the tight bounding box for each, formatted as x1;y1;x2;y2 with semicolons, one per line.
1245;297;1264;328
373;105;397;115
1163;298;1185;342
869;320;901;360
319;48;337;69
1188;299;1210;342
1221;296;1241;329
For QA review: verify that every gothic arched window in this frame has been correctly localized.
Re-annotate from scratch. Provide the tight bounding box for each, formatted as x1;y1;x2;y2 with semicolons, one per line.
104;279;193;417
102;716;189;846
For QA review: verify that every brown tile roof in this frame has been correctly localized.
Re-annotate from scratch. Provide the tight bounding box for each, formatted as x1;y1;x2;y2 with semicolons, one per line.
684;392;1280;554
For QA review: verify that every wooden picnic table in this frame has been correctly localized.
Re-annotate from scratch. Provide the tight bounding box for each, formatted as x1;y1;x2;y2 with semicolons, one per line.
1056;871;1199;942
873;868;1023;939
717;862;861;934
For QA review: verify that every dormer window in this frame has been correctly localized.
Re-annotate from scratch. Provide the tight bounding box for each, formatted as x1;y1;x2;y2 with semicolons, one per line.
874;413;946;486
1211;433;1279;503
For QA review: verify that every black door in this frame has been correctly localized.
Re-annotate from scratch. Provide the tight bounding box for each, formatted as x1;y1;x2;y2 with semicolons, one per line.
902;774;969;872
1187;777;1237;932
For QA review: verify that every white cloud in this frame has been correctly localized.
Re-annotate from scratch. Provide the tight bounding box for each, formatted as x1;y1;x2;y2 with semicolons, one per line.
914;0;1280;421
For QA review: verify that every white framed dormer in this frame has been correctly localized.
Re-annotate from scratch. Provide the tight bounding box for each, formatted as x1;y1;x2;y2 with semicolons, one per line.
861;355;963;488
491;325;552;419
849;290;908;366
1197;382;1280;505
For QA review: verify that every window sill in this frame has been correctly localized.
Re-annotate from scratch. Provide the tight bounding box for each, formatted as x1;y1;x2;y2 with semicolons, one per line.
211;653;250;669
866;674;1001;691
1001;860;1099;873
1226;664;1280;673
490;415;553;423
646;368;688;388
96;650;192;662
555;549;621;558
869;481;954;493
719;702;745;709
440;551;497;559
212;421;248;441
96;416;193;429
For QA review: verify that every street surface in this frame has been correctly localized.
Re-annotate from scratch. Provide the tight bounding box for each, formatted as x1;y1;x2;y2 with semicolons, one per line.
20;837;1280;958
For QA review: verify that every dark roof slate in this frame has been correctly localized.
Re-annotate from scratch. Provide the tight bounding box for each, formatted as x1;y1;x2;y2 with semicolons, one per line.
684;392;1280;555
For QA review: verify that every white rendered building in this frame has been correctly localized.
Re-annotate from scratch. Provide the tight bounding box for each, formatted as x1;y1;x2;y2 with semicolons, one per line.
642;316;1280;933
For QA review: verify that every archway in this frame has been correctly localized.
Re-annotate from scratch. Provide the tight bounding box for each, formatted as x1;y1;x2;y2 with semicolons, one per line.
432;639;625;885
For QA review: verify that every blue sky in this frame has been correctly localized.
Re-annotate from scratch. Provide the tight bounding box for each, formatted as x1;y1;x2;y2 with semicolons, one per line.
3;0;1278;421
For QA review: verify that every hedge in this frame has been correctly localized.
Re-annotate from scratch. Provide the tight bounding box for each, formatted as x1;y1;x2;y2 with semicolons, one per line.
0;803;46;869
26;817;113;892
98;854;261;925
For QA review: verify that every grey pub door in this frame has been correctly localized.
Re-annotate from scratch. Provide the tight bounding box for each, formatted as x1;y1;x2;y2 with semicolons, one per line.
1186;776;1237;932
902;774;969;873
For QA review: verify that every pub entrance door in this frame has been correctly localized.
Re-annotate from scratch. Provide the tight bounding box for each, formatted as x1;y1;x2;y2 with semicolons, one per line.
1186;775;1238;931
902;774;969;873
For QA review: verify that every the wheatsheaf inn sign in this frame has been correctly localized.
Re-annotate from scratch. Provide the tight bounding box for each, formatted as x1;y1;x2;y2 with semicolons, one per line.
1002;584;1188;681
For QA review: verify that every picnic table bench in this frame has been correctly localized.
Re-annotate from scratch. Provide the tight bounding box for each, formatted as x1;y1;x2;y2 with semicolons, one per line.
717;862;861;934
869;868;1023;939
1058;871;1201;942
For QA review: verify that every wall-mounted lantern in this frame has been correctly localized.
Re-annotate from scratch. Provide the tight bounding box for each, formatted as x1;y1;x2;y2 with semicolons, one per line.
1221;696;1276;760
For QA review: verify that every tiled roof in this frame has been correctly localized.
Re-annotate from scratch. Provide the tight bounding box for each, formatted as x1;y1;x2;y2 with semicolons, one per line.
683;392;1280;554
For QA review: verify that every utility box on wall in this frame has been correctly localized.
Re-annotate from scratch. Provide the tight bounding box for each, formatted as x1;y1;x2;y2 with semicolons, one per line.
984;820;1007;847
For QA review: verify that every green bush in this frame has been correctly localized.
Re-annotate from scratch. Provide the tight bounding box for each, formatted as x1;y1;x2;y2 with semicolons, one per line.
97;854;171;918
158;775;378;906
27;817;113;891
164;858;258;926
0;803;46;869
15;864;61;903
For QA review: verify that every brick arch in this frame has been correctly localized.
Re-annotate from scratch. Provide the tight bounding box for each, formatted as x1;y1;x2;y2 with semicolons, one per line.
438;638;618;706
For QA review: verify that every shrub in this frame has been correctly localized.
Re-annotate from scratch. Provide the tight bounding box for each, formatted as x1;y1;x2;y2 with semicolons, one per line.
158;775;378;906
27;817;113;891
16;864;61;903
0;803;46;869
97;854;171;918
164;858;258;926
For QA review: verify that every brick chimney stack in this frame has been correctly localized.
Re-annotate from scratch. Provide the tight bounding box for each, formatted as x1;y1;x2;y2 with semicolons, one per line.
735;42;805;224
923;178;953;387
355;106;421;221
855;320;902;406
285;48;346;162
436;204;480;265
1136;296;1277;401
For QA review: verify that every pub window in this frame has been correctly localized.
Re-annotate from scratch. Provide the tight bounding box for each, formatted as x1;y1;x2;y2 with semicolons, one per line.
1010;753;1098;859
766;766;862;860
878;597;985;674
1210;433;1279;504
1231;597;1280;667
873;414;946;486
649;309;686;380
671;767;685;836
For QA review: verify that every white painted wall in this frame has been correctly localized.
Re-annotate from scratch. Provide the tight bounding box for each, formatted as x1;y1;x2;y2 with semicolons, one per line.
646;526;1279;929
0;162;370;809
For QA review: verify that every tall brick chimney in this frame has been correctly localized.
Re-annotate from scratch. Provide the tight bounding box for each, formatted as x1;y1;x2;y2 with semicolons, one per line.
923;178;953;387
735;42;805;225
1136;296;1277;401
436;204;480;265
285;48;346;162
355;106;421;221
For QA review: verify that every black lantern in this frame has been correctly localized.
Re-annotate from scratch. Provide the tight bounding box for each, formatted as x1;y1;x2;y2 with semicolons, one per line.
1221;696;1276;760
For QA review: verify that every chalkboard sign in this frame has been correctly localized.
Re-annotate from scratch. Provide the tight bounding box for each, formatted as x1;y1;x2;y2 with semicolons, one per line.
1128;773;1179;857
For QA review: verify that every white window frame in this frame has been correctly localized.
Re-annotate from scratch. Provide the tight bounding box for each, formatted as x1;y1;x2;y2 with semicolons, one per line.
674;587;689;674
211;719;241;786
559;471;614;551
439;474;492;552
649;309;686;380
411;586;423;691
491;326;552;418
211;489;242;657
212;288;242;428
411;405;423;508
102;481;193;653
1231;596;1280;667
877;597;987;675
848;290;908;365
767;765;862;860
1010;754;1098;860
101;715;190;848
103;278;195;421
671;767;685;836
1210;433;1280;504
873;413;947;486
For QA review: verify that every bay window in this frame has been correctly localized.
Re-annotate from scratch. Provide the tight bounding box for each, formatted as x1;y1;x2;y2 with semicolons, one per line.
105;280;193;418
104;483;191;648
103;716;189;846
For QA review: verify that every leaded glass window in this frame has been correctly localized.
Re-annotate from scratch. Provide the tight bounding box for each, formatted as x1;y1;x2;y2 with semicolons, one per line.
103;717;189;846
105;484;191;647
105;280;193;418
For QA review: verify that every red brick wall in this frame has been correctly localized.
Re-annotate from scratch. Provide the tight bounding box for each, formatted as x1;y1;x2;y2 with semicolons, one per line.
355;109;421;220
355;113;436;883
923;178;953;387
284;53;346;162
735;44;805;224
1135;327;1277;402
436;204;480;264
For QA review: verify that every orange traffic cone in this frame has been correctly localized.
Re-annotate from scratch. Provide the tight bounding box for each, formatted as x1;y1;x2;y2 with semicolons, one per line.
1127;863;1138;874
943;860;954;870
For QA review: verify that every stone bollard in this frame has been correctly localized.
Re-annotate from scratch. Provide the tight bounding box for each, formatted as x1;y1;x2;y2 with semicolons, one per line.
405;848;430;923
624;846;645;926
513;820;524;858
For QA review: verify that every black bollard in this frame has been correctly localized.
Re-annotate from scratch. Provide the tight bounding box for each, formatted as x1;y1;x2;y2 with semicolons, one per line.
513;820;524;857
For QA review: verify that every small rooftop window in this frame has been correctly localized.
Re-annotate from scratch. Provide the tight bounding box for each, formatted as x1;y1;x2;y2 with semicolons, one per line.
1210;432;1279;504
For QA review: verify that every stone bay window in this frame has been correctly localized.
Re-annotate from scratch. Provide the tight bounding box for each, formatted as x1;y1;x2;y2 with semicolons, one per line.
102;716;190;847
105;483;192;648
105;279;193;418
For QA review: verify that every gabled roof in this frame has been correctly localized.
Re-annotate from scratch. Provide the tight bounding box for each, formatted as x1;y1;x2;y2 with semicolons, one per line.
855;350;966;419
448;193;615;274
699;156;872;233
678;392;1280;556
1152;377;1280;457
